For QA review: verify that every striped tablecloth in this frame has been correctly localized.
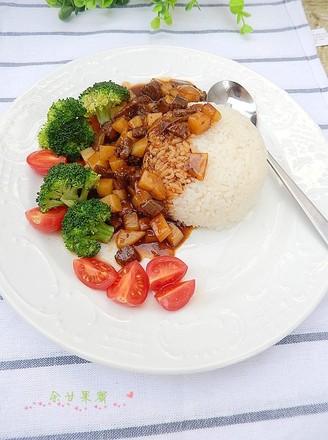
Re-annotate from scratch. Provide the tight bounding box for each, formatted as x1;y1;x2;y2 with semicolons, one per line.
1;1;328;439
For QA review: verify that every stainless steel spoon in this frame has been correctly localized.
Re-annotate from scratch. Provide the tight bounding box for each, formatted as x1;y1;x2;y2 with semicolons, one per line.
208;80;328;246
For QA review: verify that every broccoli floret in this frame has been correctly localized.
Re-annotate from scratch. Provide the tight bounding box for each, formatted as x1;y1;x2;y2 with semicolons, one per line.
38;97;95;162
62;198;114;258
36;163;100;213
79;81;130;125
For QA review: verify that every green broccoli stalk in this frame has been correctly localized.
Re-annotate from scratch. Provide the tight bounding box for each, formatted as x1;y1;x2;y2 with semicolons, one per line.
79;80;130;125
38;97;95;162
36;163;100;213
62;198;114;258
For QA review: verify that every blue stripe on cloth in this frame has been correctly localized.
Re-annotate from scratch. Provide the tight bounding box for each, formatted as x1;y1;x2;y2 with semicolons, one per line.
0;0;300;7
3;402;328;439
0;0;301;8
0;355;90;370
0;54;319;67
0;24;309;37
1;332;328;371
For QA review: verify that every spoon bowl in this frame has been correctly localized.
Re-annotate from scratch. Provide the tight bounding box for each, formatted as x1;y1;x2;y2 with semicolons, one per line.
208;80;257;126
207;80;328;246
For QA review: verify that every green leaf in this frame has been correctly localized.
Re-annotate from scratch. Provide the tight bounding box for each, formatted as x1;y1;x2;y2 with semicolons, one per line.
242;11;251;17
59;4;74;19
74;0;86;7
151;16;161;30
240;24;253;34
46;0;61;6
85;0;97;9
152;4;163;12
164;14;172;25
229;0;244;14
185;0;200;11
99;0;114;7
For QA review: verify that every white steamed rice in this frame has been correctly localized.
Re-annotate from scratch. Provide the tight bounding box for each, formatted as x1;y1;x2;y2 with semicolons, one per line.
168;104;268;230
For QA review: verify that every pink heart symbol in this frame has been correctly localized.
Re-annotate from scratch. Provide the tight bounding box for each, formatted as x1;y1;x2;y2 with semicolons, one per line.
126;391;134;398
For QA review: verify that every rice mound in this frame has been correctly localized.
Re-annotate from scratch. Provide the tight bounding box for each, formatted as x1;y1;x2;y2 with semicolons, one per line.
168;104;268;230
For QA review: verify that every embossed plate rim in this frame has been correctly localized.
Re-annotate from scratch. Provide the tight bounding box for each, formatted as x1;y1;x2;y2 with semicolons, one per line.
0;46;327;374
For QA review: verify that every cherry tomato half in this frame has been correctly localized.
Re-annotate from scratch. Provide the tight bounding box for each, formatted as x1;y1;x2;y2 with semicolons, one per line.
25;206;67;232
26;150;67;176
73;258;118;290
106;261;149;307
146;256;188;292
154;279;196;311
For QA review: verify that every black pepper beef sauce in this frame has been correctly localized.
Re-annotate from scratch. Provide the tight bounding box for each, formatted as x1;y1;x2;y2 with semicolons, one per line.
96;78;207;266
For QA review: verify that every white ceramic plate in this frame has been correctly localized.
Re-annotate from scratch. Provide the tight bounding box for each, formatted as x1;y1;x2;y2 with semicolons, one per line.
0;46;327;374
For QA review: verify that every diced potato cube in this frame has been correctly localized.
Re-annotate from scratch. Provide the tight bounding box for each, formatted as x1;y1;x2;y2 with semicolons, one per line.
138;170;166;200
188;153;208;181
123;212;140;230
97;178;114;197
100;193;122;213
113;189;128;201
112;116;129;134
86;151;108;170
131;137;148;157
166;223;184;248
138;169;157;192
201;103;222;122
99;144;115;161
80;147;95;162
116;230;146;249
128;115;143;129
109;155;126;171
146;112;162;127
150;213;171;242
150;178;166;201
188;113;211;135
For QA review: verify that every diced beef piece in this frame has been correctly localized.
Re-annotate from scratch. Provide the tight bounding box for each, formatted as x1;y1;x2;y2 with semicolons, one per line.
140;79;163;101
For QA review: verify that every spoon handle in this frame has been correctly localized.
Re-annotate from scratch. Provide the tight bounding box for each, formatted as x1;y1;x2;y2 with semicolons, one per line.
267;151;328;246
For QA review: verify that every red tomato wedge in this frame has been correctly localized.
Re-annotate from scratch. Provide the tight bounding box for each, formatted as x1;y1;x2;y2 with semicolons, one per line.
146;256;188;292
26;150;67;176
106;261;149;307
154;279;196;311
25;206;67;232
73;258;118;290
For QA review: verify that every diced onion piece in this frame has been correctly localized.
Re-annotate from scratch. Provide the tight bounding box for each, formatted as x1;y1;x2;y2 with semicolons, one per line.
166;223;184;248
150;213;171;242
80;147;95;162
188;153;208;181
97;178;114;197
188;112;211;135
112;116;129;134
99;144;116;161
132;188;152;211
176;84;201;102
123;212;140;230
100;193;122;212
139;217;151;231
201;103;222;122
116;230;146;249
131;137;148;157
